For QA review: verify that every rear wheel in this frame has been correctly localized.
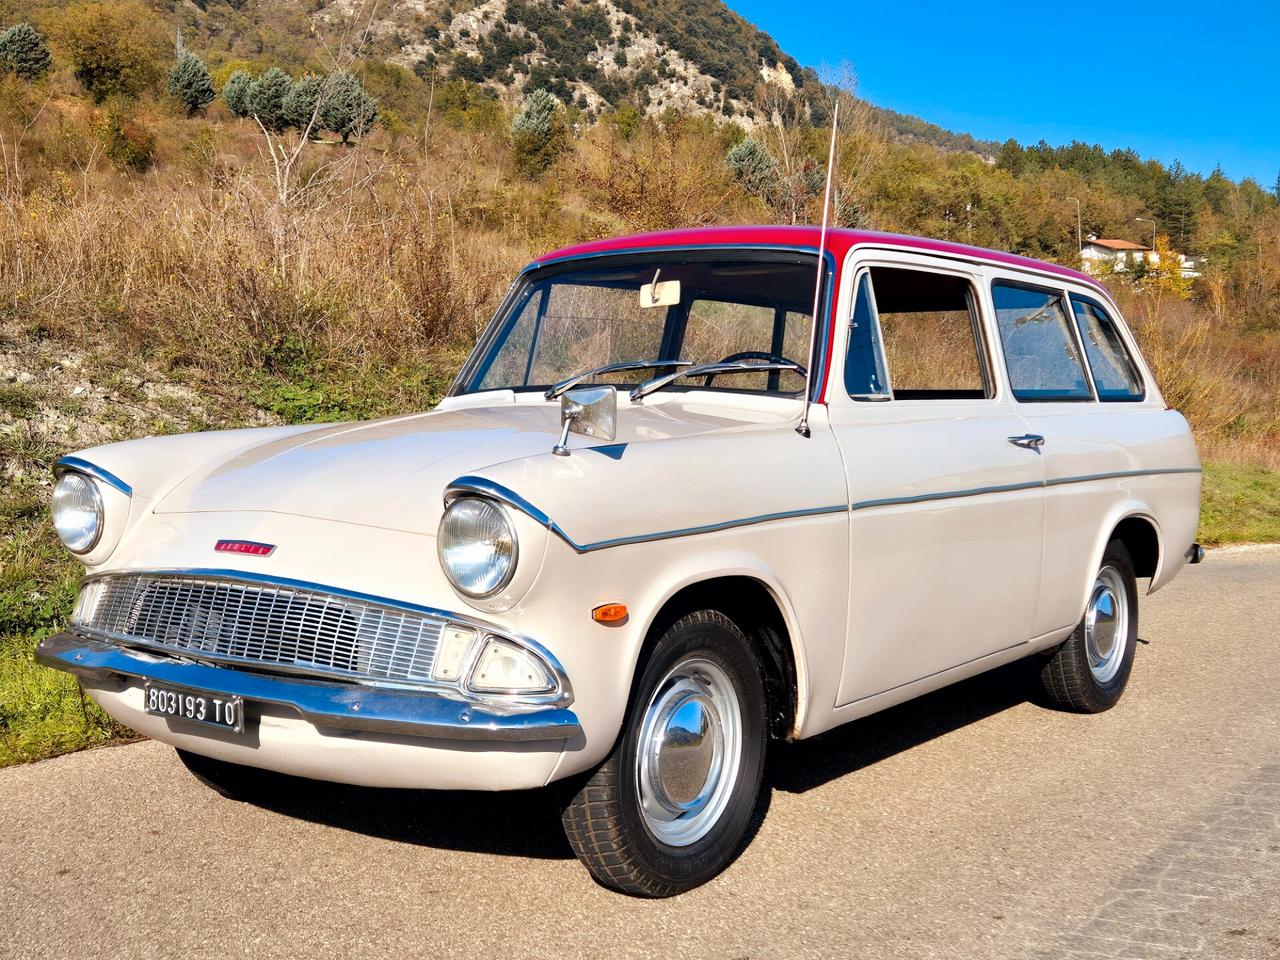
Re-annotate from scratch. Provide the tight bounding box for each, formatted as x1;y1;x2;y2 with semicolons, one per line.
560;609;767;897
1040;539;1138;712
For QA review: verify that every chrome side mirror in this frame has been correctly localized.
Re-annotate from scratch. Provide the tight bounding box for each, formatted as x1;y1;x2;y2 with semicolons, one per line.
552;386;617;457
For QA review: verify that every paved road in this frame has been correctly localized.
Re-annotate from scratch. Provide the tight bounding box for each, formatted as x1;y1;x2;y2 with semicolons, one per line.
3;547;1278;960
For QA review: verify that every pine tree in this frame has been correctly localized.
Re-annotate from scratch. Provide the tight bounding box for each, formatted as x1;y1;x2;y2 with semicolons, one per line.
283;74;323;133
317;72;377;144
168;51;214;115
725;137;779;200
247;67;293;133
0;23;51;81
222;70;252;118
510;88;566;176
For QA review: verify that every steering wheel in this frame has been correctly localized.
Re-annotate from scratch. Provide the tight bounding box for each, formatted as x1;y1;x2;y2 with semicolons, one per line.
702;351;807;386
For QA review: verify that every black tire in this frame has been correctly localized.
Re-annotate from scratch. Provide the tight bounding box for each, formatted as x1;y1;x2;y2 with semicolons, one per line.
1040;539;1139;713
560;609;767;897
176;748;265;800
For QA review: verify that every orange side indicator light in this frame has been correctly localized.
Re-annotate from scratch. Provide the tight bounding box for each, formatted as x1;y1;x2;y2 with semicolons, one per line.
592;603;629;624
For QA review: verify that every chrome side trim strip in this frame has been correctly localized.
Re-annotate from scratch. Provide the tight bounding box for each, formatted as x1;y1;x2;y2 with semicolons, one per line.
55;456;132;496
576;504;848;552
844;467;1201;512
851;479;1043;512
449;467;1201;555
447;476;844;554
75;567;573;708
36;632;581;742
1043;467;1203;487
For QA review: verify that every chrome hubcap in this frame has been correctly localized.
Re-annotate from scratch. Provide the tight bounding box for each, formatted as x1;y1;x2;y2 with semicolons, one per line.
636;658;742;847
1085;566;1128;683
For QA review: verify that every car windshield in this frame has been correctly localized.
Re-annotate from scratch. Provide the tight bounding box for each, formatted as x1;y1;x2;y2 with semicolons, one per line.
458;253;819;396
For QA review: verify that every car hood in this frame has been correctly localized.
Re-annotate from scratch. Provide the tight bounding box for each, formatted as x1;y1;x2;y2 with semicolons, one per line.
153;398;770;534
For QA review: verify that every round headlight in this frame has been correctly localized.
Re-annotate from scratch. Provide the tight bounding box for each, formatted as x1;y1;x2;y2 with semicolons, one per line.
438;497;518;598
52;472;103;554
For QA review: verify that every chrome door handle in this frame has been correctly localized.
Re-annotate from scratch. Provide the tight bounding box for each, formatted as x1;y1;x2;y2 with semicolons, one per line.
1008;434;1045;450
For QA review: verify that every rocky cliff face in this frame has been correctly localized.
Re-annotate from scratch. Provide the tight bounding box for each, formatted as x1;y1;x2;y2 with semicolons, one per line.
318;0;821;125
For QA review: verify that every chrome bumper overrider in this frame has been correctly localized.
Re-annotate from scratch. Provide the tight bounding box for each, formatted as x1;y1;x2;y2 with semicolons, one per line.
36;632;582;743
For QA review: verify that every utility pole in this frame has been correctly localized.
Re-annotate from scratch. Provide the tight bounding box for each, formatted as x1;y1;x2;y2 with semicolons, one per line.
1067;196;1082;252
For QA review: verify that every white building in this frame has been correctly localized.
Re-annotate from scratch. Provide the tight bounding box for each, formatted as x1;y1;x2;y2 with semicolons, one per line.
1080;235;1202;279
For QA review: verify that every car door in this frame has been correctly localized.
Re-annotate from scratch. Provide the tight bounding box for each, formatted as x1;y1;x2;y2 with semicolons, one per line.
829;257;1046;707
988;281;1170;636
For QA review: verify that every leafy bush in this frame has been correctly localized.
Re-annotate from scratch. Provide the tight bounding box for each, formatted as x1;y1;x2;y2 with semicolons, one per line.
0;23;50;81
211;58;254;91
168;51;215;115
98;100;154;169
56;0;167;102
222;69;253;117
451;52;484;83
510;88;567;176
247;66;292;132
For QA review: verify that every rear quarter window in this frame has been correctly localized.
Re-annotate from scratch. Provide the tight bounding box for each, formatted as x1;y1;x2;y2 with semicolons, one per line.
1070;295;1145;401
991;281;1093;402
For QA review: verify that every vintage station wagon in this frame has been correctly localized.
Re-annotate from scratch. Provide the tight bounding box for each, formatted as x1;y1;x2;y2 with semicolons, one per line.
39;226;1203;896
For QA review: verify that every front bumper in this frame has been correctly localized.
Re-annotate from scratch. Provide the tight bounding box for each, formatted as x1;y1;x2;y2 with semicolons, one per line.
37;632;582;743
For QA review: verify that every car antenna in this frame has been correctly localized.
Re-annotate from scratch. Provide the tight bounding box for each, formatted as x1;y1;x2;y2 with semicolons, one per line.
797;97;840;439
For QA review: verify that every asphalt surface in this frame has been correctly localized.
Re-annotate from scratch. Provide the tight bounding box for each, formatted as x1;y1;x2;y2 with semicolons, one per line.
3;546;1278;960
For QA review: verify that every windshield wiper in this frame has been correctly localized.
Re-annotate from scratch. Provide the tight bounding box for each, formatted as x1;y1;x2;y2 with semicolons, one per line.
630;360;804;401
544;359;691;400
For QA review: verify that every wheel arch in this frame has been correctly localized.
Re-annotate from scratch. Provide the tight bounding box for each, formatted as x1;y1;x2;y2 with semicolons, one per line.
1111;514;1161;581
636;562;808;741
1081;504;1164;618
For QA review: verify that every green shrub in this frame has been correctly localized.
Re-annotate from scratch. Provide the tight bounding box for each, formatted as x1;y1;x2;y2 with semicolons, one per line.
221;69;253;117
510;88;567;177
283;73;322;132
725;136;778;199
317;71;377;143
247;66;292;132
98;100;154;170
56;0;167;102
168;50;215;115
0;23;51;81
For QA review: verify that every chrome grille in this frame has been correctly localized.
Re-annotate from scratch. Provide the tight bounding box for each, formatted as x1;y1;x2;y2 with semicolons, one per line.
73;573;444;685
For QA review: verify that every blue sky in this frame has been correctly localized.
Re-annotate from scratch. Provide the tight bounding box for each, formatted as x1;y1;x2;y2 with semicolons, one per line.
724;1;1279;186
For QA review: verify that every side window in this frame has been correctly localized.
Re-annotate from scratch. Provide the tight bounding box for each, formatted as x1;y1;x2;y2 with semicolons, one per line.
1070;295;1145;401
843;274;889;397
867;266;991;399
991;282;1092;402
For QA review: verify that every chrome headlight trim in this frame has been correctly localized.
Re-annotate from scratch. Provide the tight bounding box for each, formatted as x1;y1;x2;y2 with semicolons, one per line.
437;496;519;599
54;456;132;496
51;471;104;554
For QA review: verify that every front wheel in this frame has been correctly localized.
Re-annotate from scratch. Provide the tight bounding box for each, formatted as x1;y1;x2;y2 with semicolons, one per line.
560;609;767;897
1040;539;1139;712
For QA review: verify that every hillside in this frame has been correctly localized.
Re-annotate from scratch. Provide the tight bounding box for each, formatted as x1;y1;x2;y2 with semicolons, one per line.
152;0;1003;147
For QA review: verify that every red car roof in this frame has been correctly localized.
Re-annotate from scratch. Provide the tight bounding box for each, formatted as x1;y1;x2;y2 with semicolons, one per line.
537;225;1095;287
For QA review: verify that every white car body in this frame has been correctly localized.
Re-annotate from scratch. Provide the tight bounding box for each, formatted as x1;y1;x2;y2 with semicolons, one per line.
40;227;1202;795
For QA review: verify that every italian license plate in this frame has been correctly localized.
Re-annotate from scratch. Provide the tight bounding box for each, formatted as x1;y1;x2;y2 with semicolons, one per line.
143;682;244;733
